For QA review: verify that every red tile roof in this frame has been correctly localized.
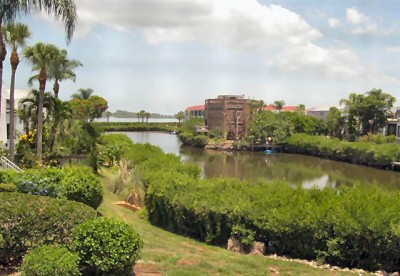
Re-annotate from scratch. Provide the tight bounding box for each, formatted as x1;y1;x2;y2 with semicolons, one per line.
186;105;205;111
262;105;297;111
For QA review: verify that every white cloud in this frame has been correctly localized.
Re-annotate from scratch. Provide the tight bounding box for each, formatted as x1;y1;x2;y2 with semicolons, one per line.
345;7;391;35
346;7;368;24
328;18;341;28
386;47;400;52
71;0;322;51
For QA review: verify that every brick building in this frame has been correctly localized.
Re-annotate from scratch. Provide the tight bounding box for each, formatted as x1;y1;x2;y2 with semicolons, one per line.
205;95;251;140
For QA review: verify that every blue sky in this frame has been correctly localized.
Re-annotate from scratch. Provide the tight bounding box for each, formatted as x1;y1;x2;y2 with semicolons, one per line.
4;0;399;114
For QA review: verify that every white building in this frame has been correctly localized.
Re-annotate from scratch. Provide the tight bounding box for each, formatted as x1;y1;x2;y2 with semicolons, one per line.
306;106;332;120
0;82;30;146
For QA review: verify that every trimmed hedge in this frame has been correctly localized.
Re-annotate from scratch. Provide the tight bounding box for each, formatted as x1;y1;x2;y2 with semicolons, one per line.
0;183;16;192
61;166;103;209
0;192;97;264
285;133;400;169
93;121;177;132
71;218;142;275
20;245;80;276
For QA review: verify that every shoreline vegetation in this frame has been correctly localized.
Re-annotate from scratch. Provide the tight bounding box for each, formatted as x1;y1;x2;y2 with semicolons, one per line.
95;121;400;171
102;133;400;272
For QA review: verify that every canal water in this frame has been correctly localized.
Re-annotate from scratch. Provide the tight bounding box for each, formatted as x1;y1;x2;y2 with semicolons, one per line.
121;132;400;190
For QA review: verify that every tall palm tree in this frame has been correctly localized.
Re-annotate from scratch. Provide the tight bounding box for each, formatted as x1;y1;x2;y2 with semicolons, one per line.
0;0;77;123
71;88;94;100
2;22;30;161
24;43;58;163
48;49;81;99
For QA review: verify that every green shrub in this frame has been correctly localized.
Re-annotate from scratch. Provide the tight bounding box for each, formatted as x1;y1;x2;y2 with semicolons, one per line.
178;132;209;148
60;166;103;209
0;192;97;264
20;245;80;276
285;133;400;169
71;218;142;275
0;183;16;192
10;168;63;197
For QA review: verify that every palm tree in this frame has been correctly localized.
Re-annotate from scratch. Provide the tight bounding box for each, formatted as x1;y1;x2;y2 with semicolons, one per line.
24;43;59;163
16;104;30;136
176;111;185;125
0;0;77;123
145;112;150;123
71;88;94;100
48;98;72;151
2;22;30;161
19;89;54;130
274;100;285;112
296;104;306;113
29;48;82;99
105;111;112;123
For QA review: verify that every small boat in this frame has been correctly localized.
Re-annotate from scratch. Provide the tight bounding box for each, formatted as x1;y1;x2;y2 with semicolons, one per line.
264;149;275;155
171;130;178;135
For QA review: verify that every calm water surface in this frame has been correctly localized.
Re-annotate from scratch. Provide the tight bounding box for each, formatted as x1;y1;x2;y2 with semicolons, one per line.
121;132;400;189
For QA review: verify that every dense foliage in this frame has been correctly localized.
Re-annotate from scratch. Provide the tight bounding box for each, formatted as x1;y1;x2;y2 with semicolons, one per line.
285;133;400;169
93;122;177;132
60;166;103;209
20;245;80;276
0;166;103;209
0;192;96;264
247;111;327;145
109;140;400;271
71;218;142;275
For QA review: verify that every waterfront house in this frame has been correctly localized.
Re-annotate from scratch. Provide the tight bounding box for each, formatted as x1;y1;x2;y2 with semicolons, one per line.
185;105;205;120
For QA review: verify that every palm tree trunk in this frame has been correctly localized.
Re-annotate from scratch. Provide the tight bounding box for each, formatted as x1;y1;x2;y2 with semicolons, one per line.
9;49;19;162
0;18;6;127
53;80;60;99
37;68;47;163
9;68;17;162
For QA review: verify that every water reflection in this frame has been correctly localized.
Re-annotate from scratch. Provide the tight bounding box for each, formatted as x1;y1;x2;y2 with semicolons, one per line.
121;132;400;190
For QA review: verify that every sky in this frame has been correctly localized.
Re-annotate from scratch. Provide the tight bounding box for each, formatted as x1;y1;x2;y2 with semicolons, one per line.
3;0;400;115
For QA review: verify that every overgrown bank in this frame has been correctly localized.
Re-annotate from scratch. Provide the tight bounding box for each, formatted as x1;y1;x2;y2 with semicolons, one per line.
93;122;178;132
285;133;400;169
102;133;400;272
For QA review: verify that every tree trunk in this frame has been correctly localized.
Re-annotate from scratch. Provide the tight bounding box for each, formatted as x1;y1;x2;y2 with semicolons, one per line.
9;49;19;162
53;80;60;99
0;18;6;129
37;68;47;163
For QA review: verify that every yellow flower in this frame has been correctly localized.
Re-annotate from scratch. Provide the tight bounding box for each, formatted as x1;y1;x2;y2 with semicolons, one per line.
20;134;27;141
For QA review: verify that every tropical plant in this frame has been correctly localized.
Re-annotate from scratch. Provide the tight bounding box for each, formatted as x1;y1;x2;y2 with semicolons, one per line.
19;89;54;129
0;0;77;125
105;110;112;122
24;42;59;163
48;98;72;151
273;100;285;112
326;107;345;138
2;22;30;161
145;112;150;123
29;48;82;99
71;87;93;100
176;111;185;125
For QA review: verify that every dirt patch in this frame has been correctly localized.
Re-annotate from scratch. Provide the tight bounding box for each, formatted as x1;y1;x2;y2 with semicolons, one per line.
176;258;201;267
180;241;205;252
114;201;141;212
269;265;280;275
134;263;165;276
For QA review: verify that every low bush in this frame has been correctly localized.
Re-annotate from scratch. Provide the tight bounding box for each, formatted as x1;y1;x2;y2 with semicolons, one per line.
61;166;103;209
284;133;400;169
0;192;97;265
71;217;142;275
10;168;63;197
93;122;177;132
178;132;209;147
20;245;80;276
0;183;16;192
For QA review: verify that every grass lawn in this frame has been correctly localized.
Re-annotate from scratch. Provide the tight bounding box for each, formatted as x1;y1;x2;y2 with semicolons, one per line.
99;186;359;276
